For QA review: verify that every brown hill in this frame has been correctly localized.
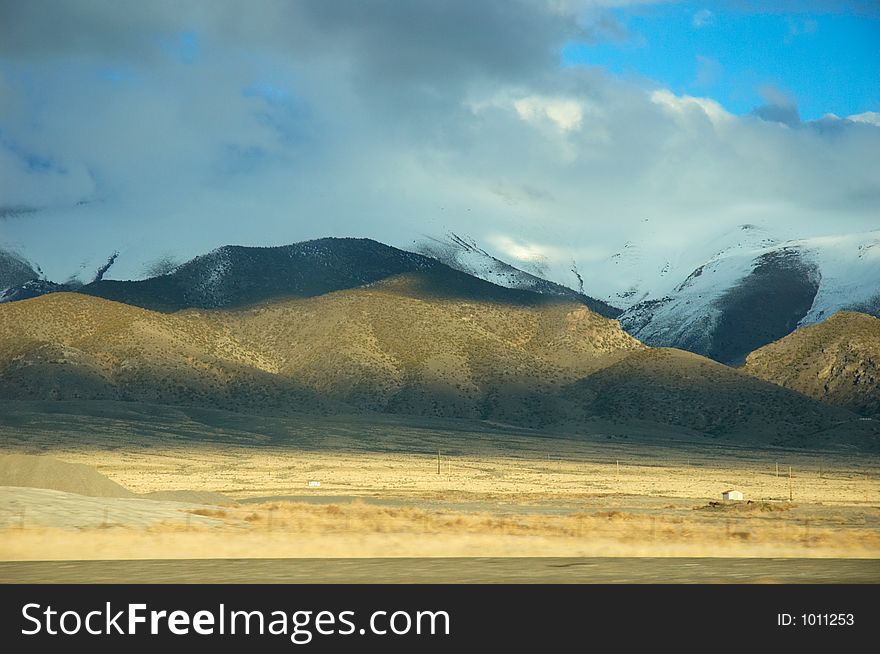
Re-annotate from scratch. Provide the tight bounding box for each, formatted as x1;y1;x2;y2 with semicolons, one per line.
0;292;334;415
563;348;866;447
0;274;641;427
216;272;641;426
743;312;880;417
1;280;874;447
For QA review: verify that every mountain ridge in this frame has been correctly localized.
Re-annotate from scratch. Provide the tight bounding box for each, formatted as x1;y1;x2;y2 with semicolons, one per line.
1;285;875;449
414;233;621;318
618;229;880;365
0;248;40;293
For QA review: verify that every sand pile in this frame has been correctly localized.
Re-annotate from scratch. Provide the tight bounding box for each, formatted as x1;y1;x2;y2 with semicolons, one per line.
0;454;133;498
0;487;223;530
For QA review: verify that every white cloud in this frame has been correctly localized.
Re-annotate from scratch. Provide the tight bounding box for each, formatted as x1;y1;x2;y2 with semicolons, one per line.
0;0;877;303
470;91;594;133
488;234;560;264
513;95;585;131
649;89;732;126
847;111;880;126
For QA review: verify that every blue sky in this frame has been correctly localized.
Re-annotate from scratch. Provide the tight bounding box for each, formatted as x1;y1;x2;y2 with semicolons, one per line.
562;3;880;120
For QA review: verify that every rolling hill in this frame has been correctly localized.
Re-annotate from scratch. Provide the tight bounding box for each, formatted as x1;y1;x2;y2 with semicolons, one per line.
0;269;642;427
0;291;335;415
563;348;867;448
211;269;641;426
1;274;875;448
743;311;880;418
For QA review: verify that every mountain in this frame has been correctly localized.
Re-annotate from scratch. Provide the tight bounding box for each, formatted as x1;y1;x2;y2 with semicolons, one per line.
414;233;621;318
2;280;876;448
0;279;71;304
216;270;641;426
592;222;782;310
618;228;880;365
743;312;880;418
0;249;40;293
4;229;878;371
77;238;442;312
0;274;641;427
4;237;612;314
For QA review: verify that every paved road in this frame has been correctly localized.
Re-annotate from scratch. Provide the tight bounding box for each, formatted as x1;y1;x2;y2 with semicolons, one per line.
1;558;878;584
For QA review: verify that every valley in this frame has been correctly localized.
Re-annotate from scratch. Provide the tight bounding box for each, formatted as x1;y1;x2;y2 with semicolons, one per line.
1;401;878;581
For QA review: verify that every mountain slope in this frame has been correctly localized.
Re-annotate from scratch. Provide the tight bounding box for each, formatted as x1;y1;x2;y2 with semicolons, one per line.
0;237;557;310
78;238;442;312
215;270;640;425
743;312;880;418
414;233;621;318
563;348;868;448
0;276;641;427
0;249;39;292
1;283;874;448
619;228;879;365
0;292;334;414
597;222;782;310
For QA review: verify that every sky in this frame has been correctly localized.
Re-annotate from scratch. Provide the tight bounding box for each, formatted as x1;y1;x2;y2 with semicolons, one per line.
0;0;878;298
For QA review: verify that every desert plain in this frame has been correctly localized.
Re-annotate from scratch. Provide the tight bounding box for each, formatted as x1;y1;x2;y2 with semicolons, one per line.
1;401;878;582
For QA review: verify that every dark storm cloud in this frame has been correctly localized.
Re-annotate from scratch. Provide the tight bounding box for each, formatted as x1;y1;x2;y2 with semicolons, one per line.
0;0;184;59
297;1;578;82
0;1;594;122
0;1;582;73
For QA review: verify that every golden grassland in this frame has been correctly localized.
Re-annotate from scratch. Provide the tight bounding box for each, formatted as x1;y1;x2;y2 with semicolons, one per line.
3;497;879;561
1;403;878;561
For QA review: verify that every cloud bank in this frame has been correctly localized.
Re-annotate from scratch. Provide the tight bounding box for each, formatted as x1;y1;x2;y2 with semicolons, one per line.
0;0;877;300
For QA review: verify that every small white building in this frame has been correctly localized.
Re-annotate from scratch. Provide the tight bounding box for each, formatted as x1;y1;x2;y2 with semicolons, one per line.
307;480;321;488
722;489;743;501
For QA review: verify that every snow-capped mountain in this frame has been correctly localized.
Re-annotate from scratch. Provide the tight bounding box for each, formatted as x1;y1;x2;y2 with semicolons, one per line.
3;228;876;369
601;223;782;310
81;238;441;311
618;228;880;364
0;248;40;293
796;232;880;323
4;237;590;312
414;233;620;318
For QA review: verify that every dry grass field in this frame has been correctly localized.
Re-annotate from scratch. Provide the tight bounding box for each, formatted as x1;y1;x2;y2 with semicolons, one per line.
1;401;878;571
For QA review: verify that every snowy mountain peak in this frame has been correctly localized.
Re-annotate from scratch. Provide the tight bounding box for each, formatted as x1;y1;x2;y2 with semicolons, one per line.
619;228;880;364
413;232;620;317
